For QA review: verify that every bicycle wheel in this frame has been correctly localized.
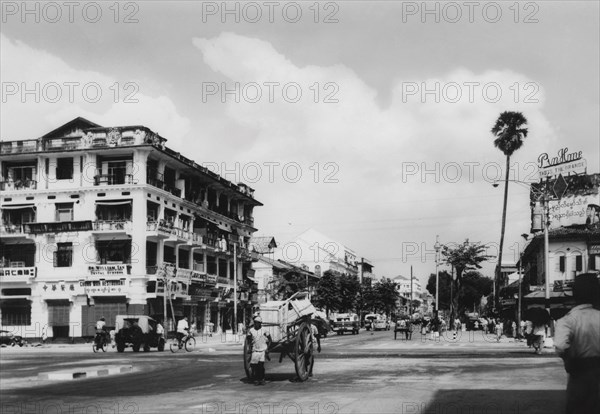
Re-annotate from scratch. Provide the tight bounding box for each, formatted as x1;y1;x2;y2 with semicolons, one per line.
170;339;180;353
99;339;107;352
184;336;196;352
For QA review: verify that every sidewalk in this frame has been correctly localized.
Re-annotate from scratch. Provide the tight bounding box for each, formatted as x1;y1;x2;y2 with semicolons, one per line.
0;332;245;354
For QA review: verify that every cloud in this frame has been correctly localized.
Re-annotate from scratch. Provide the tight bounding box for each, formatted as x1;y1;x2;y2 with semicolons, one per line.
0;34;190;141
191;32;559;277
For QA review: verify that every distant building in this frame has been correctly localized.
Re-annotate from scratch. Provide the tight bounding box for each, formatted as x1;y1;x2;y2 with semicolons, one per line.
391;275;422;314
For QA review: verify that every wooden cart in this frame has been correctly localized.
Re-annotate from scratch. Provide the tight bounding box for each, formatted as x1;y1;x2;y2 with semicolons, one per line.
243;292;316;382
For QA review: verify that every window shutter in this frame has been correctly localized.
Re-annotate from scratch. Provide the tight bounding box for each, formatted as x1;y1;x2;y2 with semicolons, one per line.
559;256;566;272
575;255;583;272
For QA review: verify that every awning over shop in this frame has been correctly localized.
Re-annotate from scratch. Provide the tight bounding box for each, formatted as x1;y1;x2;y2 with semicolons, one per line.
95;200;132;206
1;204;35;210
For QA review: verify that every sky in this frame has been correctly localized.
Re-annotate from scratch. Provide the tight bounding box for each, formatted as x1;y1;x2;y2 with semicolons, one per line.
2;0;599;287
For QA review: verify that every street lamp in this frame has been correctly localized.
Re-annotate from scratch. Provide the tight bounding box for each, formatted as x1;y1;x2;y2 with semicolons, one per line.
434;235;441;313
517;233;529;340
492;179;552;314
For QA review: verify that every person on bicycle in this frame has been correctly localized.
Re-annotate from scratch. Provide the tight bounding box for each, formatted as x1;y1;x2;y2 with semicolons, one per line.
247;315;271;385
95;317;108;344
176;316;189;344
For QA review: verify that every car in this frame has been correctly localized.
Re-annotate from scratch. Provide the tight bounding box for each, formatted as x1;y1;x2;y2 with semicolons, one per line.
0;329;24;347
364;314;390;331
114;315;165;352
330;313;360;335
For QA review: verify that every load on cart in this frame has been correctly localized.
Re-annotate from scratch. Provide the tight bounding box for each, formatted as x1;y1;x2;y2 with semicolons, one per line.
244;292;317;382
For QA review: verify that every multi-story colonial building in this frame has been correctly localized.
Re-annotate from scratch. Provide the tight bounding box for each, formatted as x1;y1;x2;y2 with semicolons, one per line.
0;117;262;339
392;275;422;314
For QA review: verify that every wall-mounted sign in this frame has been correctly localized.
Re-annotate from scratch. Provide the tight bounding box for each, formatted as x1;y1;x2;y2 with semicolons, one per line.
538;148;586;179
0;267;36;278
589;245;600;255
41;281;84;297
88;265;130;277
81;279;128;296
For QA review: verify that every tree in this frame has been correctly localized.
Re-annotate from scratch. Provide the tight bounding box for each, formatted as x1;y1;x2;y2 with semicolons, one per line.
458;271;493;315
314;270;341;316
442;240;491;329
373;278;400;317
426;271;452;311
491;111;528;308
339;274;361;312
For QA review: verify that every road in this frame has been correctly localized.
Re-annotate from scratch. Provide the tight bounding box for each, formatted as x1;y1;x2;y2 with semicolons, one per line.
1;330;568;414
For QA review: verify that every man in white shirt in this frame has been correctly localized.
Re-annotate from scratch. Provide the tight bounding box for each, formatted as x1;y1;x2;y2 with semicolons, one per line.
554;273;600;414
176;316;189;343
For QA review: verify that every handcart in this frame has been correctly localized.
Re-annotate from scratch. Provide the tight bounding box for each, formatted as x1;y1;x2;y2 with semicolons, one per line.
243;292;316;382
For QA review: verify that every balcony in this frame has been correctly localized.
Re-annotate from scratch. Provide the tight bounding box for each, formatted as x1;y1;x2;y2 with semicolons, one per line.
0;140;39;154
92;220;132;233
94;174;136;186
0;180;37;191
45;137;83;151
24;220;93;234
0;224;25;237
146;265;158;275
146;174;182;198
217;276;231;285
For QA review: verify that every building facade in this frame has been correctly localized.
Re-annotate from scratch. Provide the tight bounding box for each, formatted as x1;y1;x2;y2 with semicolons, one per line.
0;117;262;339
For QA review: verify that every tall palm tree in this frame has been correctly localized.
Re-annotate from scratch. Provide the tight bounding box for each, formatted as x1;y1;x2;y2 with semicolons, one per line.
491;111;528;310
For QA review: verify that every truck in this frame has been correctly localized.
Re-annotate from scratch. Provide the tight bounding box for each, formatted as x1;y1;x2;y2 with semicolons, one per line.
330;313;360;335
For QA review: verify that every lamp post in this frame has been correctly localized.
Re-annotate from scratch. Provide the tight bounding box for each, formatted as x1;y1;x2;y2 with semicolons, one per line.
434;235;441;313
517;233;529;340
493;179;553;316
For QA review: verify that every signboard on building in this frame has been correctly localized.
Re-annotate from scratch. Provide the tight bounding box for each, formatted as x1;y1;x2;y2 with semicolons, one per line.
0;267;37;278
88;264;130;277
538;148;586;179
41;281;84;297
81;278;129;296
589;244;600;255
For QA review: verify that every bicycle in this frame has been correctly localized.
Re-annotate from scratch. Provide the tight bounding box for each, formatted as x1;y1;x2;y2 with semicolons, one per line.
93;331;109;353
170;331;196;353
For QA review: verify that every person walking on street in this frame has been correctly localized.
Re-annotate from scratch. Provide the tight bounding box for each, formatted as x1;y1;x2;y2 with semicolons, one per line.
554;273;600;414
247;316;271;385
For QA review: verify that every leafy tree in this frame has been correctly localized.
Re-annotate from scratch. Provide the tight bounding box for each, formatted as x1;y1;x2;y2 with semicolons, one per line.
442;241;491;328
491;111;528;307
457;271;493;315
373;278;400;316
339;274;361;312
314;270;340;316
268;270;317;300
426;271;452;311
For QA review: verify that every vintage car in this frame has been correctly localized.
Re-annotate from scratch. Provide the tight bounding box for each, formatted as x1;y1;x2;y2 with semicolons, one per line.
330;313;360;335
365;314;390;331
114;315;165;352
0;330;24;347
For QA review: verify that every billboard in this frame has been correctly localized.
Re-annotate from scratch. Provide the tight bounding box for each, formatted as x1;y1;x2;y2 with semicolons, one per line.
531;173;600;231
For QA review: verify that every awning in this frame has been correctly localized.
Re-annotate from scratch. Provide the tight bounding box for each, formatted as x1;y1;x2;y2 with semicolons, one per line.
95;200;132;206
1;204;35;210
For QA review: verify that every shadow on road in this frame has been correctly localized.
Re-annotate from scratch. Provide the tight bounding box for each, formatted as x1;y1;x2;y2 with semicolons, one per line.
421;389;565;414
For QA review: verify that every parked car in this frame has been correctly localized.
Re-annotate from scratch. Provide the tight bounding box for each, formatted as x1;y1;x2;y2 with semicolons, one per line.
330;313;360;335
114;315;165;352
365;314;390;331
0;330;24;347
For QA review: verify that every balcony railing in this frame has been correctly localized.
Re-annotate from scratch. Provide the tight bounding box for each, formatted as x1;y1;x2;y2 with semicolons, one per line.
24;220;93;234
93;220;132;232
45;137;83;151
0;224;24;235
0;180;37;191
94;174;136;186
0;140;39;154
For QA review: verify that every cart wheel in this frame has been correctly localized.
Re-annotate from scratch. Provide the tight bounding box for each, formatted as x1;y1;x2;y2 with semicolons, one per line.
243;336;252;380
294;323;314;382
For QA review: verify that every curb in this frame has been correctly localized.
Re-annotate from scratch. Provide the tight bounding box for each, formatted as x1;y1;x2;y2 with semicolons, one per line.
38;365;132;380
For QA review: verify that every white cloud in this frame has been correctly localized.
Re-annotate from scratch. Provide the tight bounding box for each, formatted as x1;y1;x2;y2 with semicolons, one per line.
0;34;190;141
192;32;559;279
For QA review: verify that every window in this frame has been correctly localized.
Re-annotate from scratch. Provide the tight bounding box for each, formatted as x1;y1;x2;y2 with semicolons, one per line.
55;203;74;221
96;240;131;264
575;255;583;272
56;158;74;180
0;298;31;326
107;161;126;184
54;243;73;267
559;256;566;272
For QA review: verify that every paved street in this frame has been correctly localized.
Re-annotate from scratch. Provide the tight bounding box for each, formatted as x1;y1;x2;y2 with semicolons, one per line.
1;330;568;414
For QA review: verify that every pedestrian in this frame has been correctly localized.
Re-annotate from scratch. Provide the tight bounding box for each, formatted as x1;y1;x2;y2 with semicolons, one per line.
511;321;517;339
41;325;48;345
554;273;600;414
247;315;271;385
308;321;321;377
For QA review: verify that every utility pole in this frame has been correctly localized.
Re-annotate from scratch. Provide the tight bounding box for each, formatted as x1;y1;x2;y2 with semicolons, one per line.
410;265;413;315
233;242;238;335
